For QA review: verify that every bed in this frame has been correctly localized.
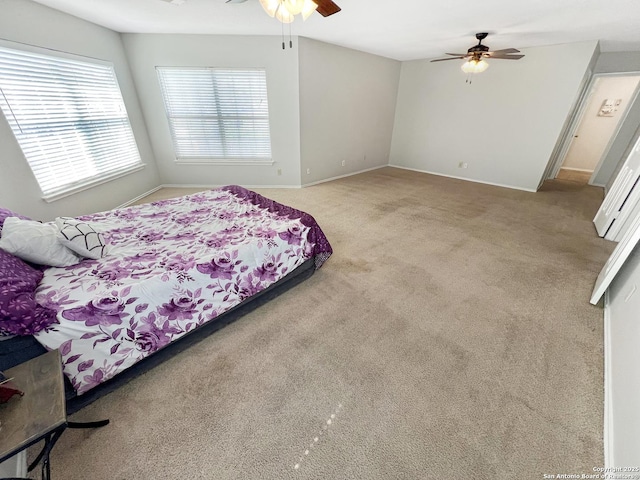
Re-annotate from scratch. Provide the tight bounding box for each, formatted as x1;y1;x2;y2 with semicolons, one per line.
0;186;332;413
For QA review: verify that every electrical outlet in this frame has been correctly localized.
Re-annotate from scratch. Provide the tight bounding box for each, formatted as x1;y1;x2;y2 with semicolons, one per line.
341;160;346;167
277;169;282;176
306;168;311;175
458;162;468;169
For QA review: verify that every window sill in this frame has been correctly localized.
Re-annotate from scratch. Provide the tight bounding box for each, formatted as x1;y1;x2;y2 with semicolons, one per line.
175;159;274;166
42;164;146;203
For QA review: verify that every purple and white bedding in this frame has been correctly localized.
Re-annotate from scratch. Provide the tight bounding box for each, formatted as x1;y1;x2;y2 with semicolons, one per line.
33;186;332;395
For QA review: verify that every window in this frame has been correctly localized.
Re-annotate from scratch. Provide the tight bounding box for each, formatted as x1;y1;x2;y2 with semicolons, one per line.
0;46;143;201
156;67;272;163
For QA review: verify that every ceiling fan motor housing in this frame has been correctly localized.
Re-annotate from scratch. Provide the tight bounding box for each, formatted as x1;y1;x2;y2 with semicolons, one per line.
468;33;489;59
468;46;488;62
468;44;489;53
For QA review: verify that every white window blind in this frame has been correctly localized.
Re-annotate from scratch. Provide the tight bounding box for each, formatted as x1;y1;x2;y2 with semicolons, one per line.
156;67;272;163
0;46;143;200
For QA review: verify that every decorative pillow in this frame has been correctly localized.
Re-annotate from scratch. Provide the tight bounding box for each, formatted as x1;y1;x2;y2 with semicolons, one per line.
0;249;58;336
55;217;109;260
0;217;80;267
0;208;31;236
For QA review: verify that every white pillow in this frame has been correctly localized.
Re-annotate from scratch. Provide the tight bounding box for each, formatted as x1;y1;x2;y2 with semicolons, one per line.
0;217;80;267
55;217;109;260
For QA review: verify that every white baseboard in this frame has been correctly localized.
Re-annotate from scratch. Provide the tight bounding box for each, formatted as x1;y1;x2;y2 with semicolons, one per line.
159;183;301;189
117;186;162;208
159;184;219;189
160;166;389;190
603;289;614;469
301;165;387;187
388;164;538;193
125;164;535;199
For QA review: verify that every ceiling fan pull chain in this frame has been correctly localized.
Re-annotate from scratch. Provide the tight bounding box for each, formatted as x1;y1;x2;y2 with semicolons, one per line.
289;20;293;48
281;16;285;49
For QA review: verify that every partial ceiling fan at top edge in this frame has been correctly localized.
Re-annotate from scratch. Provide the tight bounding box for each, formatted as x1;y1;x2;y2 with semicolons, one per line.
223;0;341;18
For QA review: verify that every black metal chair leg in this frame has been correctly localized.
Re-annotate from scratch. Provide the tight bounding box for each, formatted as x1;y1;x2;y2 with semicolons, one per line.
42;449;51;480
67;419;109;429
27;436;47;473
27;429;64;474
23;420;108;478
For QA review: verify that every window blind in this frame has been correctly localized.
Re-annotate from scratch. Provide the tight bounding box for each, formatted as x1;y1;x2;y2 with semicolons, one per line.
0;46;142;199
156;67;272;162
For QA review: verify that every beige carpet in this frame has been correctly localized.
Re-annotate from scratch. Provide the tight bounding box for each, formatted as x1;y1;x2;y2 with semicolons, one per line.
42;167;614;479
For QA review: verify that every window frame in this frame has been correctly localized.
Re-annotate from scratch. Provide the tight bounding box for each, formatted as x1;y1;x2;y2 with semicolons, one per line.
156;66;274;166
0;42;145;202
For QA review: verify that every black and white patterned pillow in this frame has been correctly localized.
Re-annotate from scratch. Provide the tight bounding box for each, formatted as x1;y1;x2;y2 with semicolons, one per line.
55;217;109;260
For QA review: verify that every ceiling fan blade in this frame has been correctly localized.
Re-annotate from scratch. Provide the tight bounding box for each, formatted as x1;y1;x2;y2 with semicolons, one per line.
315;0;341;16
445;53;468;56
489;54;525;60
488;48;520;55
430;57;466;62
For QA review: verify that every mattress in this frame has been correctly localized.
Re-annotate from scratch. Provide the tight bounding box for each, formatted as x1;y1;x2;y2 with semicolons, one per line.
27;186;332;396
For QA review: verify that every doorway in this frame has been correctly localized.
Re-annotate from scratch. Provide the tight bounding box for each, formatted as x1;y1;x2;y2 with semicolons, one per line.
556;74;640;185
546;73;640;188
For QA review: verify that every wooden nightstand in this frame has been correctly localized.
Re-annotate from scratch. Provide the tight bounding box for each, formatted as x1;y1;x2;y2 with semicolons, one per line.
0;350;109;480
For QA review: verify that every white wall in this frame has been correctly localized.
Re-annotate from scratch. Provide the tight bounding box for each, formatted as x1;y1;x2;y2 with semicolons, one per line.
562;75;640;171
121;33;301;187
596;52;640;74
592;53;640;190
297;37;401;184
600;51;640;456
0;0;160;221
389;41;598;191
605;243;640;465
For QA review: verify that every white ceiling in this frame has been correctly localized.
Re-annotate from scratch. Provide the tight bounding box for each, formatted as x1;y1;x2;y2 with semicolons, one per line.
30;0;640;61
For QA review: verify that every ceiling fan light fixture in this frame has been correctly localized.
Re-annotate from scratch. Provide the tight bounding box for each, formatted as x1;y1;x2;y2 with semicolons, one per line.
262;0;319;23
283;0;305;15
301;0;319;20
259;0;279;17
461;59;489;74
275;3;295;23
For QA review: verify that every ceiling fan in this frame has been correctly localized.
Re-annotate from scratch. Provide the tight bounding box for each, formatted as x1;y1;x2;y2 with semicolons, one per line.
431;33;524;75
161;0;340;17
225;0;341;19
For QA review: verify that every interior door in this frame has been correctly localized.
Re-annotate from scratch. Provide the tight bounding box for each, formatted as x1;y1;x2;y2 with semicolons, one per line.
593;135;640;237
562;117;599;172
591;208;640;304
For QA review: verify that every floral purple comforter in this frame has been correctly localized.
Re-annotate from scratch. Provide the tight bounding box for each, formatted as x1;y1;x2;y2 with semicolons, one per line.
33;186;332;395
